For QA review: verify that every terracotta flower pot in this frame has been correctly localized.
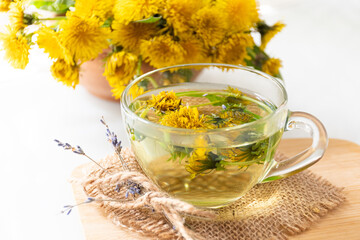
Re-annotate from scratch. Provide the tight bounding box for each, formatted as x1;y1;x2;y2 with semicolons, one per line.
79;50;203;101
79;50;155;101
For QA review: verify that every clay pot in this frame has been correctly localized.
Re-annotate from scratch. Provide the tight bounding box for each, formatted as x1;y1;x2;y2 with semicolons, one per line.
79;50;202;101
79;50;155;101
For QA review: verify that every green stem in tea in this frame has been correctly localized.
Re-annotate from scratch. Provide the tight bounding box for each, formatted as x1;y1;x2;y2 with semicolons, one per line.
220;159;261;166
240;95;273;113
243;109;261;120
140;107;150;118
189;100;224;108
175;91;229;97
189;101;261;120
176;91;273;114
134;104;146;114
220;140;279;167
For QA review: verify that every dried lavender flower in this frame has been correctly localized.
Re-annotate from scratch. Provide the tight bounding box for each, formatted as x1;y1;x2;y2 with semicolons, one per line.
125;181;142;199
101;117;122;153
61;197;96;215
114;181;142;198
54;139;84;154
100;116;129;171
115;183;121;192
86;197;95;203
61;196;140;216
54;139;106;171
73;146;85;155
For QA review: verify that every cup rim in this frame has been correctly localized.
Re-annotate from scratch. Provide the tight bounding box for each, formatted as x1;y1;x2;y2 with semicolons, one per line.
120;63;288;134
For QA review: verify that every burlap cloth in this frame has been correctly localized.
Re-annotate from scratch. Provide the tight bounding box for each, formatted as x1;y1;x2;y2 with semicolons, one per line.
77;148;345;240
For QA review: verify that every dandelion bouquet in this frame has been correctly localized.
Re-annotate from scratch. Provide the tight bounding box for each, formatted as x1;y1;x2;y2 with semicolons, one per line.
0;0;284;99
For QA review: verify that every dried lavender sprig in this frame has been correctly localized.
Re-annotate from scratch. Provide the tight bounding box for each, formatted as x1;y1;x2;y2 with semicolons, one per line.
61;197;167;227
54;139;107;172
61;195;151;215
100;118;142;198
61;197;96;215
100;117;129;171
100;117;122;152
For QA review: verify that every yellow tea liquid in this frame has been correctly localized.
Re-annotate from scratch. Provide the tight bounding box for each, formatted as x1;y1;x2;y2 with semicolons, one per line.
128;83;282;207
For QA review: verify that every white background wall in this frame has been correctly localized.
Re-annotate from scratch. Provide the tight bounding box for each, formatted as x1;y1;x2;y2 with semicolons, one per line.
259;0;360;143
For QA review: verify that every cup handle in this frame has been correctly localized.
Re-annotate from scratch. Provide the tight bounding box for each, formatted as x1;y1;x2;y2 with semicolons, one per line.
262;111;328;182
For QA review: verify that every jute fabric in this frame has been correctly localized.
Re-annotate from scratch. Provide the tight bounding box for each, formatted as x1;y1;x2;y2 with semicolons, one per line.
76;148;344;240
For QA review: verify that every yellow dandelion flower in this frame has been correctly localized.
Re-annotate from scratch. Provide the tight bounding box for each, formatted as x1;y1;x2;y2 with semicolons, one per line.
60;13;110;62
220;148;249;163
201;44;217;63
37;26;73;64
227;86;242;97
219;111;253;126
8;0;25;32
216;33;253;65
165;0;205;33
140;35;185;68
259;21;285;50
208;108;253;128
111;21;159;54
50;58;79;88
111;85;127;100
160;106;208;129
0;25;29;69
0;0;11;12
191;7;227;46
195;135;208;148
221;140;269;166
104;51;138;88
218;0;259;31
111;82;145;100
185;136;218;178
147;90;182;113
192;136;209;156
112;83;145;100
262;58;282;76
74;0;113;20
185;149;211;179
129;84;145;99
180;37;206;63
113;0;165;24
37;27;61;59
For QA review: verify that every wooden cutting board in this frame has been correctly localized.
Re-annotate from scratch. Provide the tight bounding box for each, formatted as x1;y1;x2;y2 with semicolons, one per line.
71;139;360;240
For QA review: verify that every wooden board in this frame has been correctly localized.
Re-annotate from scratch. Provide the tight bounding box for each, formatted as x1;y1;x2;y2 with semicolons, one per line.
72;139;360;240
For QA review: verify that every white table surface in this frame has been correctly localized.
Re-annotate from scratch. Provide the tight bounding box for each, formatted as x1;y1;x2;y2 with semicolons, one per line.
1;0;359;239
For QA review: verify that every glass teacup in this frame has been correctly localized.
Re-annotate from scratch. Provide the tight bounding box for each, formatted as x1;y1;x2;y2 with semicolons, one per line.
120;63;328;208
